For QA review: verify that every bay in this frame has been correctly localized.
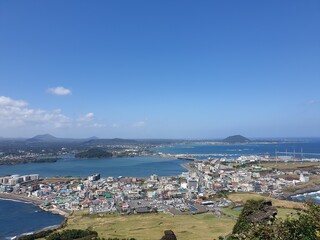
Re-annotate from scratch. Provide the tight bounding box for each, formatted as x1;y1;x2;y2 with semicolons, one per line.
0;199;64;240
0;156;186;178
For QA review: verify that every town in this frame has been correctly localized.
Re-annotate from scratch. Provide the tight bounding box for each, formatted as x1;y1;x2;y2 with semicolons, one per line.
1;155;319;218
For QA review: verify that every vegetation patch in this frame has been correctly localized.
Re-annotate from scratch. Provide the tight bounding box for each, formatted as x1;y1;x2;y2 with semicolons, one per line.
228;193;304;209
75;148;113;158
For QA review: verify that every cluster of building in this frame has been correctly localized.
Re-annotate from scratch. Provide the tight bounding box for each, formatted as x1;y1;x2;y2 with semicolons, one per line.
0;174;39;192
192;156;314;197
0;155;318;217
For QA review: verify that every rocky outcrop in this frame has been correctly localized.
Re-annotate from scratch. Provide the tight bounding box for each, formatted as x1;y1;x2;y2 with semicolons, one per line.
160;230;177;240
247;200;277;223
232;199;277;234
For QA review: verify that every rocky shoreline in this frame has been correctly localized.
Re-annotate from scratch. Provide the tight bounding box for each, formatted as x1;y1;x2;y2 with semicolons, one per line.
283;185;320;200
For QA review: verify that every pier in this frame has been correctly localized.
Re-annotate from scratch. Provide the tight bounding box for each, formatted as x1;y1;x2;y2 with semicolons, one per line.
276;151;320;156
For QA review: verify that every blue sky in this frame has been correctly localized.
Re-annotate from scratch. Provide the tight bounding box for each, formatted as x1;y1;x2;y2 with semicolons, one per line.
0;1;319;138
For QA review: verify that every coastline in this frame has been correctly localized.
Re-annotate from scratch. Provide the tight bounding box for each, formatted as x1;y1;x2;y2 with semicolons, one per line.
0;192;71;217
283;186;320;199
0;195;68;240
15;217;69;240
180;162;192;171
0;192;44;205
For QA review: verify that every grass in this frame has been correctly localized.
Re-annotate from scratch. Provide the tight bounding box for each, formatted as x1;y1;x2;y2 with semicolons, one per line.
228;193;304;209
220;207;241;218
221;205;297;220
260;161;320;171
63;211;236;240
276;208;298;219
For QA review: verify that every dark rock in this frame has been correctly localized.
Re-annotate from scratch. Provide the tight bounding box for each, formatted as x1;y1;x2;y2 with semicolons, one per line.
248;200;277;223
160;230;177;240
232;199;277;234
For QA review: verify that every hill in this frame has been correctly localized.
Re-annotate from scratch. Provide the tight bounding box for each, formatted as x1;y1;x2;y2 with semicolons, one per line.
75;148;113;158
223;135;251;143
27;134;58;142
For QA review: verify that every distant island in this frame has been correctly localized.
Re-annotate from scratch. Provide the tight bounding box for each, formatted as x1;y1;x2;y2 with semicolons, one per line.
223;135;251;143
75;148;113;158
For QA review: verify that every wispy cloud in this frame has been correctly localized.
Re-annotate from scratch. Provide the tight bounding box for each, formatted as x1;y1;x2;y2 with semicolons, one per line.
307;99;320;105
132;121;146;128
0;96;71;128
78;112;95;123
112;123;120;128
0;96;28;107
0;96;105;131
47;86;72;96
77;112;105;128
92;123;106;128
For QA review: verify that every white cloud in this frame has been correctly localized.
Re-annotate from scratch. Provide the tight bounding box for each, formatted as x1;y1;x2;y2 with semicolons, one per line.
0;96;71;128
0;96;106;135
0;96;28;107
78;112;95;123
47;86;72;96
77;112;105;128
132;121;146;128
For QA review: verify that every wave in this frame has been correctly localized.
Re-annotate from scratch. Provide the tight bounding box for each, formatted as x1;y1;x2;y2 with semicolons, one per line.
7;231;34;240
290;190;320;204
291;190;320;198
6;224;61;240
5;237;16;240
38;224;60;231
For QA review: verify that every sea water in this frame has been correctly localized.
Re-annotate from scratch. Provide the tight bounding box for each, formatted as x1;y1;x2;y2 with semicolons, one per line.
153;142;320;159
0;156;186;178
0;199;64;240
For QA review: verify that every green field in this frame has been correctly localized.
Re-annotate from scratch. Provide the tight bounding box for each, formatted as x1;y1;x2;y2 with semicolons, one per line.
64;211;235;240
221;206;297;219
228;193;304;209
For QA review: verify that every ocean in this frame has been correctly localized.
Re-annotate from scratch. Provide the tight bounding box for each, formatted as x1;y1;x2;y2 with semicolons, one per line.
0;199;64;240
289;191;320;204
153;141;320;159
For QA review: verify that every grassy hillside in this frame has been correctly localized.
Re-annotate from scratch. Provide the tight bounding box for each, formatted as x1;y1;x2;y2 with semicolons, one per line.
228;193;304;209
64;212;235;240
